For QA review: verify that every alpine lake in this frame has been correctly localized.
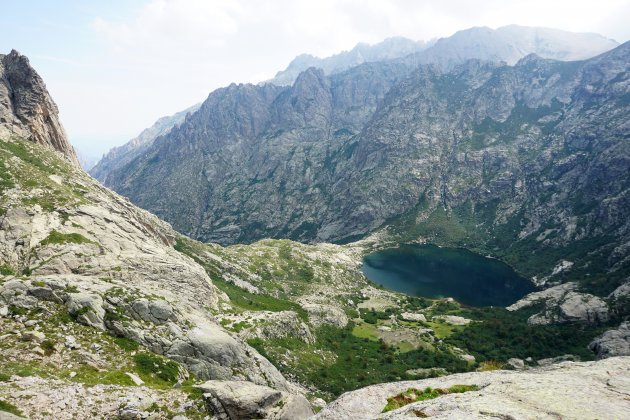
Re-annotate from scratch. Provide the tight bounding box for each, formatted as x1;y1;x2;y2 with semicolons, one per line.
362;244;536;307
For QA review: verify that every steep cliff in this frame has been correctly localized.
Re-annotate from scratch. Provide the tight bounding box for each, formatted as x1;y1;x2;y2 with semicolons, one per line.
101;42;629;296
0;50;78;165
90;103;200;184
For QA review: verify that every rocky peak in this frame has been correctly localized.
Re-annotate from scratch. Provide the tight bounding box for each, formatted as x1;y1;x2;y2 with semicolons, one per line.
0;49;78;164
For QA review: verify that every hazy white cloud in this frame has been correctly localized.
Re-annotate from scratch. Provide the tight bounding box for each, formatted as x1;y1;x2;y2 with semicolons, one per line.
39;0;630;157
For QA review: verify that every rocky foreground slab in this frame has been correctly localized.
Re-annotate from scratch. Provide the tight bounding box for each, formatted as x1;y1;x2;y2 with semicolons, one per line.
315;357;630;419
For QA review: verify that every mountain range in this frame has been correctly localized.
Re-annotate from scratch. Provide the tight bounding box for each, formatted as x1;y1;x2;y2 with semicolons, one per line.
89;26;629;298
1;24;629;419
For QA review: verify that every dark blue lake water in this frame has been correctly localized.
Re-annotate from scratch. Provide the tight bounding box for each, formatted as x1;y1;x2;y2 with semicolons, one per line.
362;244;535;307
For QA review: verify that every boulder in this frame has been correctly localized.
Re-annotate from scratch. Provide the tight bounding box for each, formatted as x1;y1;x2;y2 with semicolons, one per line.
589;322;630;359
22;330;45;343
166;324;289;391
66;293;106;330
238;311;314;344
0;279;38;309
557;292;608;324
509;283;609;325
302;303;348;328
64;335;81;350
537;354;580;366
196;380;313;420
433;315;471;325
506;358;525;370
400;312;426;322
148;299;174;322
125;372;145;386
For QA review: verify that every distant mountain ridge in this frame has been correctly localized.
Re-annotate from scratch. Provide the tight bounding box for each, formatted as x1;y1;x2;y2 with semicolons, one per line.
269;25;618;86
90;103;200;184
92;25;618;186
397;25;619;70
269;36;432;86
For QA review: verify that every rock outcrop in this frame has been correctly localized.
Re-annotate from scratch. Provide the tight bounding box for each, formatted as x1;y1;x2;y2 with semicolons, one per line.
589;322;630;359
507;283;609;325
316;357;630;419
0;136;289;391
90;103;200;184
0;50;78;164
196;380;313;420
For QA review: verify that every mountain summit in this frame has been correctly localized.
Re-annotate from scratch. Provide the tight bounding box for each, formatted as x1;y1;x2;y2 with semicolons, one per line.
0;50;79;165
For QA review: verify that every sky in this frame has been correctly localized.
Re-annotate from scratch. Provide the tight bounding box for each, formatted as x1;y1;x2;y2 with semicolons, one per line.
1;0;629;160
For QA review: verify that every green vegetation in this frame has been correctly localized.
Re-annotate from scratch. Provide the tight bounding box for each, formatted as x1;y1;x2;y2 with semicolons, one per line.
0;138;90;214
113;336;140;352
0;399;23;417
0;158;14;195
445;307;602;362
133;352;181;386
173;238;309;320
41;340;56;356
382;385;479;412
249;324;469;398
0;139;58;174
213;275;308;320
0;264;14;276
360;308;391;324
477;360;504;371
40;230;95;247
64;285;80;293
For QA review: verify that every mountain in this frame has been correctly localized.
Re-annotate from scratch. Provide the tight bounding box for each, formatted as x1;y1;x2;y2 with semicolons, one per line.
0;49;79;165
101;37;629;295
95;26;617;205
398;25;619;69
90;103;200;184
2;48;629;418
269;26;617;87
269;36;430;86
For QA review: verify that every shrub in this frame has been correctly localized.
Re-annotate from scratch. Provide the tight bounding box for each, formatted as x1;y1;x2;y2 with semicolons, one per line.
0;264;14;276
0;400;23;417
113;336;139;352
41;340;56;356
41;230;94;247
134;352;180;384
383;384;478;412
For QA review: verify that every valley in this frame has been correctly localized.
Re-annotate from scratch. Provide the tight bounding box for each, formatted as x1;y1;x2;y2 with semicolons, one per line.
1;20;629;419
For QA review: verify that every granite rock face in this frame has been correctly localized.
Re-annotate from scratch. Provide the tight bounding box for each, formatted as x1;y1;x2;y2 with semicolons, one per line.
196;380;313;420
0;137;289;392
101;42;630;295
90;103;200;185
589;322;630;359
316;357;630;419
507;283;609;325
269;36;429;86
0;50;78;164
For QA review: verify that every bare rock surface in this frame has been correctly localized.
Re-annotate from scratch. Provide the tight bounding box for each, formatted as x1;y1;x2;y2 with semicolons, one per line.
0;137;289;391
0;50;78;164
589;322;630;359
0;375;192;420
315;357;630;419
508;282;609;325
197;380;314;420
